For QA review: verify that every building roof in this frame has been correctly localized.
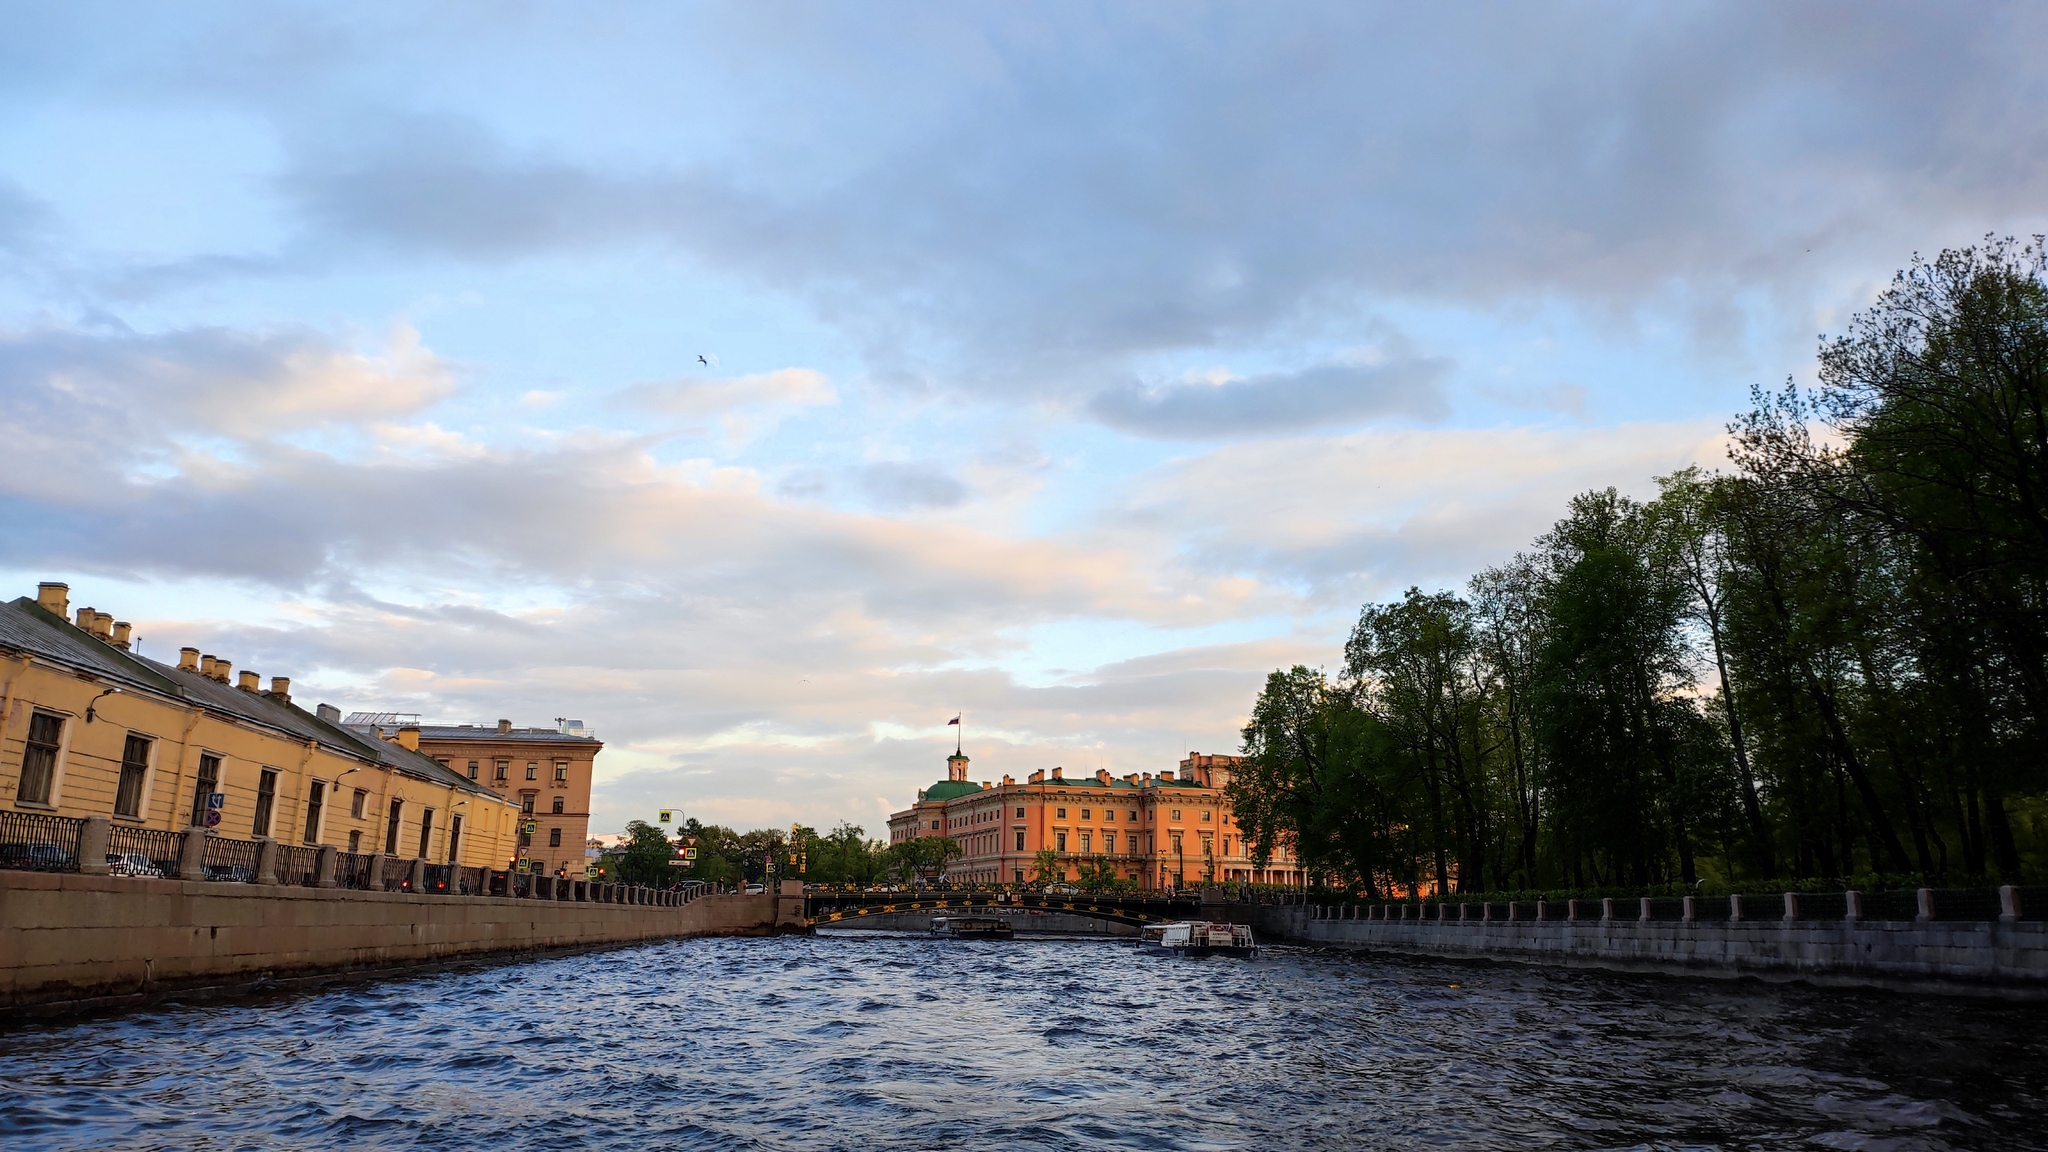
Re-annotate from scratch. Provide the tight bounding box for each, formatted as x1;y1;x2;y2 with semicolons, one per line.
922;779;983;802
0;597;505;802
415;724;601;746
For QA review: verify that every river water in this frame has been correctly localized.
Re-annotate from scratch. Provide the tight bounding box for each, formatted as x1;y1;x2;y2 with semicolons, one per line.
1;932;2044;1151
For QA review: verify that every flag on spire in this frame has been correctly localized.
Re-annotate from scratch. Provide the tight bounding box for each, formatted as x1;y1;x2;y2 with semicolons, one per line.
947;716;960;726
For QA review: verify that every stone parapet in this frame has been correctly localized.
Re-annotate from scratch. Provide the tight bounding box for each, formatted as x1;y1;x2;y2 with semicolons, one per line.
1243;904;2048;996
0;870;774;1015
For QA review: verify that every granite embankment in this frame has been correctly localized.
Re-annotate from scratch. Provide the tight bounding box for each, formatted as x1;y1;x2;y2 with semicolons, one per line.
0;871;791;1016
1239;893;2048;996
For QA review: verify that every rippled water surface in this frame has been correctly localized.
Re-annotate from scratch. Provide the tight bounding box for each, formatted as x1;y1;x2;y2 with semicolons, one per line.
2;933;2045;1150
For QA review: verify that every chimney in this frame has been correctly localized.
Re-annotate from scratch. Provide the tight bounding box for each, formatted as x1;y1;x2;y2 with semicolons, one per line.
1051;766;1064;781
397;726;420;751
214;659;231;683
1123;773;1139;784
91;611;114;641
268;676;291;703
1028;769;1045;784
200;654;217;678
1160;769;1175;781
178;647;200;671
497;719;512;734
1001;774;1014;786
237;670;260;692
1142;772;1153;785
35;583;68;618
111;622;132;650
75;606;94;630
1096;768;1112;784
316;703;340;724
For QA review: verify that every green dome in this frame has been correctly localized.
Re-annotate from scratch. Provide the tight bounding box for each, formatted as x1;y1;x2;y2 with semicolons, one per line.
924;779;983;801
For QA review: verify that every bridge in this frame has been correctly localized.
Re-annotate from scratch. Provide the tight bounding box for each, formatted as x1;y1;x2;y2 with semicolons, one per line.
801;887;1205;931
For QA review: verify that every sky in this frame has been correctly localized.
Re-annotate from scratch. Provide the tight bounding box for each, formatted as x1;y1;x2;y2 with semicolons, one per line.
4;2;2047;839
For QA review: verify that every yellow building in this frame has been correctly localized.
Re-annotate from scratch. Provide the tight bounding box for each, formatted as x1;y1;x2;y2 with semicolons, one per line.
0;583;521;866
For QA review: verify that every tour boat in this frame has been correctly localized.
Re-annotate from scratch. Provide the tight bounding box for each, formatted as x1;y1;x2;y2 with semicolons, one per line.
929;915;1015;940
1139;921;1258;958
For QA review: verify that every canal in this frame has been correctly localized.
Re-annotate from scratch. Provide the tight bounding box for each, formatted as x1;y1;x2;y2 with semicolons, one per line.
1;933;2044;1150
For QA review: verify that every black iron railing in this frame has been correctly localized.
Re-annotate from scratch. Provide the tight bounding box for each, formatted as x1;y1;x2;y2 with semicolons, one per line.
0;810;84;872
335;851;374;890
276;843;322;887
202;835;261;882
381;856;413;892
108;824;180;877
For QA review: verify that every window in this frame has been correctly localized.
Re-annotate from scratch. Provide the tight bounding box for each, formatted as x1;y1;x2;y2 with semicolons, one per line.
526;762;538;781
448;815;463;863
495;760;509;781
114;732;151;818
385;798;403;854
1202;810;1212;822
1080;832;1091;853
348;829;362;852
1015;807;1024;818
1056;832;1067;851
253;768;278;837
549;827;562;847
1016;830;1026;851
554;761;567;782
1015;869;1024;883
189;753;221;826
16;710;64;806
1171;809;1182;822
1105;832;1116;853
435;757;450;768
1201;834;1214;856
467;760;479;780
1224;838;1232;857
552;796;564;815
521;794;536;814
303;781;326;844
1056;807;1066;818
418;809;434;858
351;788;367;819
1171;833;1183;854
1080;809;1091;821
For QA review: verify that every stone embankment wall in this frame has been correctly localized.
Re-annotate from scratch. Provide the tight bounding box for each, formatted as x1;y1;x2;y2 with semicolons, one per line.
0;871;783;1015
1240;903;2048;996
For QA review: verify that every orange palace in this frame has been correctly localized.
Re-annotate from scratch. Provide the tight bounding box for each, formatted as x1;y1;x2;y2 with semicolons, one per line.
886;752;1309;889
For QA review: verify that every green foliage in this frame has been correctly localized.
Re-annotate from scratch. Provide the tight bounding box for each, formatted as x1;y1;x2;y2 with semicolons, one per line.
1028;847;1061;884
611;820;677;885
888;835;961;882
1237;240;2048;890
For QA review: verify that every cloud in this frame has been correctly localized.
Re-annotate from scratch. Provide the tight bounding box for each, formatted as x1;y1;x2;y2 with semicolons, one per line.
615;368;835;418
853;462;968;510
0;321;450;446
1087;356;1450;438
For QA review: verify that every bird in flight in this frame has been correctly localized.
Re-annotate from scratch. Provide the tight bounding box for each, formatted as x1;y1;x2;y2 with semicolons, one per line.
698;355;709;365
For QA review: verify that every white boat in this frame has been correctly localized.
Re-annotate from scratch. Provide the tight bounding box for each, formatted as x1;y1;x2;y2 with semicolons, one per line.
1139;920;1258;958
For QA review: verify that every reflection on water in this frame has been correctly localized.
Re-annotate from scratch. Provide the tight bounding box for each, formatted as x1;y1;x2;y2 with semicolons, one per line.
0;932;2043;1150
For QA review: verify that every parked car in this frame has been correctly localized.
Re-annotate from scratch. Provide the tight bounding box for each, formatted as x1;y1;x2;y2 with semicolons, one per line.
0;842;77;870
106;852;164;877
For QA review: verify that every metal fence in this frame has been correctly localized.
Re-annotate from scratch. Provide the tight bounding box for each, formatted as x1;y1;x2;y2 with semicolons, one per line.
108;824;181;877
335;851;374;890
276;843;322;887
0;809;84;872
202;835;262;883
381;856;413;892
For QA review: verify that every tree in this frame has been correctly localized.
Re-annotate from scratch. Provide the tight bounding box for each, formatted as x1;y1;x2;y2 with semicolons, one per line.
1029;848;1062;885
612;821;677;885
889;836;961;884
